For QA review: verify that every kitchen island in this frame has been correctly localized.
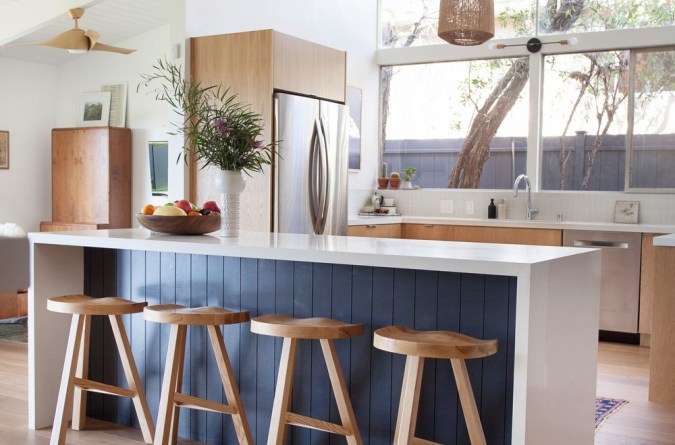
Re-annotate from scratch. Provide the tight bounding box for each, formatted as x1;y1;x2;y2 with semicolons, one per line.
29;229;600;445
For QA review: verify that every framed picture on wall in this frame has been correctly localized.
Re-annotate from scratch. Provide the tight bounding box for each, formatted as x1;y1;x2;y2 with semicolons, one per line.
101;82;128;127
346;86;362;171
0;131;8;169
614;200;639;224
76;91;111;127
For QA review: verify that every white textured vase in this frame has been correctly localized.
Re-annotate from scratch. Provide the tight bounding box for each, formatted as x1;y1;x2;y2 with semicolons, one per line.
214;169;246;237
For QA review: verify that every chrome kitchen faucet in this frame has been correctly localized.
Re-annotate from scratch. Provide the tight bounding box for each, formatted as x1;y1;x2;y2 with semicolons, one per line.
513;174;539;220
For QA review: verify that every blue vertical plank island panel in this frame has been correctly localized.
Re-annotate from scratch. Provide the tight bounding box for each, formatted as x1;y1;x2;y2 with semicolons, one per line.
256;259;276;442
144;251;161;428
190;254;208;442
85;248;516;445
206;255;224;444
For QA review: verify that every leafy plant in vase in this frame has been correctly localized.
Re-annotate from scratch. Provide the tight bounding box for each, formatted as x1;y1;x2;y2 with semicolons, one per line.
402;167;416;189
138;59;274;237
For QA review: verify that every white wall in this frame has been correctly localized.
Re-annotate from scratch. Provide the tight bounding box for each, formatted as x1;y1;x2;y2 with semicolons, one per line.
186;0;380;190
55;23;186;218
0;58;58;232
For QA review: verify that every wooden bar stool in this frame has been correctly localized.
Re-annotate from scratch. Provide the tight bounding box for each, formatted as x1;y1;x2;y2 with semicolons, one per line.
373;326;498;445
251;315;364;445
47;295;155;445
144;304;252;445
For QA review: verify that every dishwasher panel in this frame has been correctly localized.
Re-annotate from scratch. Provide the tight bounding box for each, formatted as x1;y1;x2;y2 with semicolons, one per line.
563;230;642;333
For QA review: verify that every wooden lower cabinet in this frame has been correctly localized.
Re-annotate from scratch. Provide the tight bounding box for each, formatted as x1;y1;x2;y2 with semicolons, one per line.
453;225;562;246
401;224;561;246
639;233;663;335
347;224;401;238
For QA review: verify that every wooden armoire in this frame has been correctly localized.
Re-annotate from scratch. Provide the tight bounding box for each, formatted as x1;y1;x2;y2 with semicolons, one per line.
40;126;132;232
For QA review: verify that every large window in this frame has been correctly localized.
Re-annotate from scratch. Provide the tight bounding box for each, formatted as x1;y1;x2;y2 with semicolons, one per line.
380;0;674;48
629;48;675;189
383;59;529;189
541;48;675;190
380;0;674;190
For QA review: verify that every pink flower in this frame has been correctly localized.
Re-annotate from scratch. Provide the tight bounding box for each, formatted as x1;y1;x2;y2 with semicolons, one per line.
215;118;230;135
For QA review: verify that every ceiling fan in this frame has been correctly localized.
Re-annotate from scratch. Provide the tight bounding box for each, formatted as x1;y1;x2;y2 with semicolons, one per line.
9;8;135;55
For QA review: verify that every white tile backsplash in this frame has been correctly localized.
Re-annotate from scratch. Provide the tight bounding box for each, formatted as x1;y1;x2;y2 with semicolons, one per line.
350;188;675;226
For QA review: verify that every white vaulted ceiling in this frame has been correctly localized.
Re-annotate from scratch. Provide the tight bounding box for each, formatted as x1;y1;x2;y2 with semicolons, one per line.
0;0;170;65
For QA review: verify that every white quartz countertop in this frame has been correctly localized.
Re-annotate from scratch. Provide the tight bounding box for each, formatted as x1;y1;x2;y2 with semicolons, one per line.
29;228;596;276
349;215;675;234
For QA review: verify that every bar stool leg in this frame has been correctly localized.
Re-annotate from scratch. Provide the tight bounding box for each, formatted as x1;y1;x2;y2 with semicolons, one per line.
170;325;187;445
109;314;156;444
319;339;363;445
155;324;187;445
50;314;85;445
268;337;298;445
393;355;425;445
450;358;487;445
208;325;253;444
72;314;91;431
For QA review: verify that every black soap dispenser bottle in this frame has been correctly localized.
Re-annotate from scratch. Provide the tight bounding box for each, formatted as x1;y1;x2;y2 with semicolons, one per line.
488;199;497;219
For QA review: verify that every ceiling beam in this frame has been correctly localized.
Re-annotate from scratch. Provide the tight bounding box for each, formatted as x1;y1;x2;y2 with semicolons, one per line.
0;0;103;46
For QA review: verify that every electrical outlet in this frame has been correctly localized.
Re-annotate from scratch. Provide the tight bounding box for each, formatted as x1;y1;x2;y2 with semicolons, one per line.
440;200;454;214
465;200;475;216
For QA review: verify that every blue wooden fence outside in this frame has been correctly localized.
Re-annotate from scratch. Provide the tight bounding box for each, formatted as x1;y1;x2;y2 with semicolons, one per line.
384;133;675;190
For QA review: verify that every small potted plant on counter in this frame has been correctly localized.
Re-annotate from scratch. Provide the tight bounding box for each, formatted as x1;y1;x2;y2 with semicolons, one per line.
389;172;401;189
402;167;416;189
377;162;389;189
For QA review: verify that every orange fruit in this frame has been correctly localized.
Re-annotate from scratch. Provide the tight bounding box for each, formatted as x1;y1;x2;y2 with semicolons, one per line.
142;204;155;215
187;211;201;217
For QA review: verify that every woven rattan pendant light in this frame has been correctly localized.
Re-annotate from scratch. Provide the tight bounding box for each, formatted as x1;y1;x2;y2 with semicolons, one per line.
438;0;495;46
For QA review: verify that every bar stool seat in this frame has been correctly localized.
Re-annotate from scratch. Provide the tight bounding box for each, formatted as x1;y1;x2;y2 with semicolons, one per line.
374;326;498;445
143;304;249;325
251;314;363;339
144;304;252;445
47;294;155;445
48;295;148;315
251;315;364;445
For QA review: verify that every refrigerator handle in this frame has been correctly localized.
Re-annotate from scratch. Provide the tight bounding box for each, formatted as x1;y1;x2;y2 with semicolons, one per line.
309;119;321;233
318;116;331;234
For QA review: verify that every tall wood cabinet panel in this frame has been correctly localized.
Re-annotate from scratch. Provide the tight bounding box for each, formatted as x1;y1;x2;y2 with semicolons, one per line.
190;30;346;232
41;127;131;232
639;233;664;335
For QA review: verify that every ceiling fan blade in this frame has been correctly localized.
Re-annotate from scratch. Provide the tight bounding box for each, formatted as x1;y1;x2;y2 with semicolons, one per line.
24;29;90;51
90;42;136;54
84;29;100;51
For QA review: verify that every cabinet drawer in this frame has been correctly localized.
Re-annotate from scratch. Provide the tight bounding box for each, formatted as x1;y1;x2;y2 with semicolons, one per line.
348;224;401;238
402;224;453;241
454;226;562;246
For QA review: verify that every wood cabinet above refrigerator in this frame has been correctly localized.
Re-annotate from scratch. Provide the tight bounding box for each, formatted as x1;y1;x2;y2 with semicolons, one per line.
190;30;347;232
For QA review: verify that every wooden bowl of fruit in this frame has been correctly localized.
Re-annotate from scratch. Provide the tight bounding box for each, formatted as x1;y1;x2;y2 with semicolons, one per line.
137;200;221;235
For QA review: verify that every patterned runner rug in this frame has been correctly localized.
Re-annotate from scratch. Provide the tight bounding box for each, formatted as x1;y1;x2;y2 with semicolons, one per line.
0;317;27;343
596;397;629;430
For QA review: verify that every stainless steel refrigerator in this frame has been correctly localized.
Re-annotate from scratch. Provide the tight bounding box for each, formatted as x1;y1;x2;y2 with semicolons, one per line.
273;92;349;236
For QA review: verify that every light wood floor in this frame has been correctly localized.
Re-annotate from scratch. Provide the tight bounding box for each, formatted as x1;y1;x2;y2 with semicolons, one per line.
595;342;675;444
1;339;674;444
